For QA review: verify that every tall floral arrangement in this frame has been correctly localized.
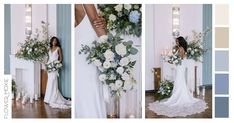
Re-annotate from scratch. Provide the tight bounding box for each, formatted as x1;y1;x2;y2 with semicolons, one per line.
15;21;49;62
79;34;138;97
186;28;211;62
98;4;142;37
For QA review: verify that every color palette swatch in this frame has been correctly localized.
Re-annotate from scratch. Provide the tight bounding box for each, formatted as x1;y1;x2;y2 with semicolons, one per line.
214;4;229;118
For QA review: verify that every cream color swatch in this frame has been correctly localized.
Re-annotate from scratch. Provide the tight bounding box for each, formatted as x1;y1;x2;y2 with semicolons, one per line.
215;4;229;25
215;27;229;48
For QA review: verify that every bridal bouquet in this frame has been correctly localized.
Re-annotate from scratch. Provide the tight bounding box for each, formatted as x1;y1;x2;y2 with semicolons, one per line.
98;4;142;37
45;60;63;72
16;21;49;62
163;47;182;65
157;80;174;100
79;34;138;97
186;28;211;62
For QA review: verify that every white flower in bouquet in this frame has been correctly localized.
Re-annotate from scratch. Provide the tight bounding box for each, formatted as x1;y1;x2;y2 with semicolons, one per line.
109;14;117;21
117;12;123;17
93;59;102;67
114;4;123;12
55;61;59;64
115;80;123;89
115;43;127;57
109;74;116;80
104;49;114;61
121;72;130;81
124;4;132;11
119;57;130;66
195;49;198;52
109;83;117;91
191;51;194;55
116;67;124;74
111;62;118;68
188;47;191;51
99;74;107;82
35;48;37;51
57;63;62;68
52;68;56;71
103;61;111;69
174;60;178;64
97;35;108;43
134;4;140;9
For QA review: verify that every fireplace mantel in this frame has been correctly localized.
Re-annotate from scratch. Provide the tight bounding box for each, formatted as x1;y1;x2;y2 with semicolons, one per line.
10;55;41;98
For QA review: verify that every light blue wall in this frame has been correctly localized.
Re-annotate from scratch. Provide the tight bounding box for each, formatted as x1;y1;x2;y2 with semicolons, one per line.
56;4;71;98
202;4;212;85
4;4;11;74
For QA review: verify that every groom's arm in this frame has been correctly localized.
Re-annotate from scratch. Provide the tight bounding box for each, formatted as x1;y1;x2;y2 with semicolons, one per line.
83;4;107;37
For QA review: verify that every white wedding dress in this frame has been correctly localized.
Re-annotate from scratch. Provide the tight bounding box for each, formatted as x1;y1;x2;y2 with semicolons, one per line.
44;47;71;109
75;7;106;118
148;59;208;117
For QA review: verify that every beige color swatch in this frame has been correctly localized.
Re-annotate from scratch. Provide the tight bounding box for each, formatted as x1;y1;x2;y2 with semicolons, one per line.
215;27;229;48
215;4;229;25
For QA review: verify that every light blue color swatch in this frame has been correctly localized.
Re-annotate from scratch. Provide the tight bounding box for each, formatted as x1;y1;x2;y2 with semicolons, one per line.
215;51;229;71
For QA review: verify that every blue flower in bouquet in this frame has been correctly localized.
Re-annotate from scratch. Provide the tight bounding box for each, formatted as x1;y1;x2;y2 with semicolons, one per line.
129;10;140;24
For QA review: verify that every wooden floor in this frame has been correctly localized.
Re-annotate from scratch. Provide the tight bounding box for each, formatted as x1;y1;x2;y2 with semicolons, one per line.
145;88;212;118
12;98;71;118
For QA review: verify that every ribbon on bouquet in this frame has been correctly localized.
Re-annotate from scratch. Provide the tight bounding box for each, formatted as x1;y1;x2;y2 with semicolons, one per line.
103;84;110;103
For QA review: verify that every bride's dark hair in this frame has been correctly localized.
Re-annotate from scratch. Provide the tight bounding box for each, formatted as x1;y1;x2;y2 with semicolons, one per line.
50;36;61;48
176;36;188;52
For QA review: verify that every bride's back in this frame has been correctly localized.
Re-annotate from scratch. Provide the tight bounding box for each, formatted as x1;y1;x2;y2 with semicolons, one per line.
75;4;86;27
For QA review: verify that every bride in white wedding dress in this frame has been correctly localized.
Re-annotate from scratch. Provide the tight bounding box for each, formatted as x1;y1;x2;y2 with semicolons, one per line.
44;37;71;109
75;4;107;118
148;36;208;117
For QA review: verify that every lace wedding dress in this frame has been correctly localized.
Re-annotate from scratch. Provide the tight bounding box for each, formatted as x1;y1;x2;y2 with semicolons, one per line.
148;59;208;117
44;47;71;109
75;7;106;118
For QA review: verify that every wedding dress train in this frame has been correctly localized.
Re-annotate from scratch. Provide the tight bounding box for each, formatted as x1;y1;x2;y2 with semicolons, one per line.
148;59;208;117
75;10;106;118
44;47;71;109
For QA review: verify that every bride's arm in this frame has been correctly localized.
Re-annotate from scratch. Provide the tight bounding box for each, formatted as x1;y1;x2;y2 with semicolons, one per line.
83;4;107;37
58;47;63;63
